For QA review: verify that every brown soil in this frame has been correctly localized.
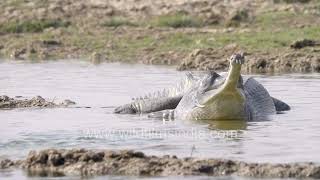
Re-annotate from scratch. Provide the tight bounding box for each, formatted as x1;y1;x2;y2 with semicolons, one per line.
0;95;75;109
0;0;319;73
1;148;320;178
178;46;320;73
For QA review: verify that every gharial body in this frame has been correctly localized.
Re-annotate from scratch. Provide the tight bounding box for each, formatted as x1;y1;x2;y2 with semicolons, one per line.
114;53;290;121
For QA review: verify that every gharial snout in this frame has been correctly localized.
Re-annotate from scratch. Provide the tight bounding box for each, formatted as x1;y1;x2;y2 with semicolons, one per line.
229;52;245;65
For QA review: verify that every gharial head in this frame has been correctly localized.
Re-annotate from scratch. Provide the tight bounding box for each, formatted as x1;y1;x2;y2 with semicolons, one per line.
194;52;245;93
178;52;247;120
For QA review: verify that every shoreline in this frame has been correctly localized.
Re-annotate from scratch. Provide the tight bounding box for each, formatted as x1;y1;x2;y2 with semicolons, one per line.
1;45;320;74
0;0;319;73
1;148;320;178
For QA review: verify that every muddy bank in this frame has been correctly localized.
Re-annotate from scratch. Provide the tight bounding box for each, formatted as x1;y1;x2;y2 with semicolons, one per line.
178;46;320;73
0;0;285;25
0;0;319;26
1;148;320;178
0;0;319;73
0;95;75;109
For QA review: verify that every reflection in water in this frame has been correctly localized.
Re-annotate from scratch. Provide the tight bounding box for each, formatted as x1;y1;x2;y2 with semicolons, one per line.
204;120;247;130
0;61;320;172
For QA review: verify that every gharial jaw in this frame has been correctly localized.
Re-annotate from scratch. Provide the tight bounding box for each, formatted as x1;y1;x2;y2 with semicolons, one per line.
184;53;247;120
221;53;244;91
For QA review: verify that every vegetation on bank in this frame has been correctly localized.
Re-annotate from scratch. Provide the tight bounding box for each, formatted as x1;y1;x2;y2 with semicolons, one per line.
0;11;313;33
69;10;319;61
0;3;319;63
101;13;205;28
2;24;317;62
151;13;204;28
102;17;137;27
0;19;70;33
273;0;311;3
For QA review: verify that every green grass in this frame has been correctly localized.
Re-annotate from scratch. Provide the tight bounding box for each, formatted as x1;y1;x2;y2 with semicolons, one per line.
1;19;319;62
102;26;320;60
253;11;298;29
3;0;51;9
102;17;137;27
208;26;320;50
4;0;25;7
138;26;320;52
101;14;204;28
0;0;319;63
151;13;203;28
0;19;70;33
273;0;311;3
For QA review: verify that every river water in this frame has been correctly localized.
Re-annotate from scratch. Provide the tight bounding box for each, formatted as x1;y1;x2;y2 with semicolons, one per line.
1;60;320;179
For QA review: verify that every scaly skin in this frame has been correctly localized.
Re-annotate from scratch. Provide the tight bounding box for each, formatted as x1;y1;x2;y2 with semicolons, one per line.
175;53;247;120
114;75;196;114
114;53;290;120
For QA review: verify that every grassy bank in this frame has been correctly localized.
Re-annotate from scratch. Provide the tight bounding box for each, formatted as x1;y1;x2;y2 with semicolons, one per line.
2;18;319;62
0;1;319;72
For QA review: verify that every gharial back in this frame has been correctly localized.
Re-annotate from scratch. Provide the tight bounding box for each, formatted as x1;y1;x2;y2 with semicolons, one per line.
243;77;276;121
114;72;200;114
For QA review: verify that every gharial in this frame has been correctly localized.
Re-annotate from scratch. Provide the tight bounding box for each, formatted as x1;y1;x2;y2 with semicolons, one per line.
114;53;290;121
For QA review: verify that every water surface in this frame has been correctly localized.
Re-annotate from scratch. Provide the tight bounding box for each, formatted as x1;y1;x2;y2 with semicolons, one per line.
0;60;320;179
